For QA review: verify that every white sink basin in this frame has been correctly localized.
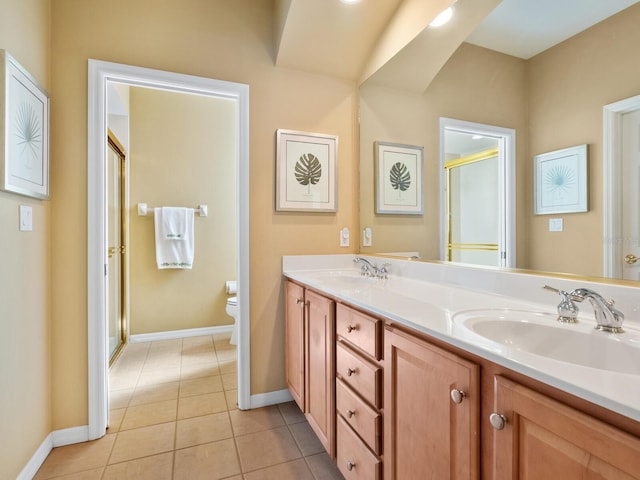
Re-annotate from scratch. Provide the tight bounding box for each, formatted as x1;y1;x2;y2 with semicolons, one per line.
453;309;640;375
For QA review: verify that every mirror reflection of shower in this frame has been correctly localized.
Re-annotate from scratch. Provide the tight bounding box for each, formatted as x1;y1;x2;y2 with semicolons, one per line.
440;118;516;269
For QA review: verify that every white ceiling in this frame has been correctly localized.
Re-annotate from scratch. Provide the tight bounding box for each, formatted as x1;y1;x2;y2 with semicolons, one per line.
274;0;639;83
467;0;640;59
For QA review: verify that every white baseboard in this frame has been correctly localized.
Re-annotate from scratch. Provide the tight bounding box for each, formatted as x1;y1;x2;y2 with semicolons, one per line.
249;388;293;409
17;425;89;480
52;425;90;447
17;433;52;480
129;324;233;343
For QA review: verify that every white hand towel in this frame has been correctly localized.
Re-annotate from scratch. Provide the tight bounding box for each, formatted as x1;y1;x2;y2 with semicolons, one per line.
161;206;188;240
154;207;195;269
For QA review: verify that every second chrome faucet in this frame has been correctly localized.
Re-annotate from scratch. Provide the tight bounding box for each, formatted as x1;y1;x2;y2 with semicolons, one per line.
353;257;390;279
544;285;625;333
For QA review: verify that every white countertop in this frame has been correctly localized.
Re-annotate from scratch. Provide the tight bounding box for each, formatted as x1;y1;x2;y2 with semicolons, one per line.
283;255;640;423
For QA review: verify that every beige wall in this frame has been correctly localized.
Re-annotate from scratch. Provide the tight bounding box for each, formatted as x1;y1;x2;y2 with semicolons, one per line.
360;43;528;265
129;87;237;334
0;1;51;478
526;3;640;276
50;0;358;430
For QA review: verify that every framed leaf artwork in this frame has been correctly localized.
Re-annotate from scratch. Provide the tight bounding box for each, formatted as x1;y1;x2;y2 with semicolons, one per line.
375;141;424;215
534;144;588;215
276;129;338;212
0;49;50;199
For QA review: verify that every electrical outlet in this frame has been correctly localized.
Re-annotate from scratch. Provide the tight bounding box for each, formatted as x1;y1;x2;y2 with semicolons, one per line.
340;227;350;247
362;227;372;247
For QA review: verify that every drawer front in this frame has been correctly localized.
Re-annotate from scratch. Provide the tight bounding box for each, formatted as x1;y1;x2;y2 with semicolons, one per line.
337;342;382;408
337;415;381;480
336;304;381;359
336;378;381;455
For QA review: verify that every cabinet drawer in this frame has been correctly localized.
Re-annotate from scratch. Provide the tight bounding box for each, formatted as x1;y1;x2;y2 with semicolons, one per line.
336;378;381;455
337;415;381;480
336;304;381;359
337;342;382;408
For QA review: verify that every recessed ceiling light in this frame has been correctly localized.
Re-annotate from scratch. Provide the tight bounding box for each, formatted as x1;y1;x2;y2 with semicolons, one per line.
430;6;453;27
340;0;361;4
472;135;483;140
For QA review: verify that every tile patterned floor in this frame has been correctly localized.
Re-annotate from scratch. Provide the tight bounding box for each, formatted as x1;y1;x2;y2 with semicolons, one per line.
35;333;344;480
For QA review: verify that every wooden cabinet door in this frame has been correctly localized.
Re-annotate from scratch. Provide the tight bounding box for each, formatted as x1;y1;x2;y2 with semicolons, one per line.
284;281;305;411
384;327;480;480
305;289;336;457
492;376;640;479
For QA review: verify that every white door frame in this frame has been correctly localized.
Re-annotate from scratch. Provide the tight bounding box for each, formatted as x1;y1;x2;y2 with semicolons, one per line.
439;118;516;267
603;94;640;279
87;60;251;439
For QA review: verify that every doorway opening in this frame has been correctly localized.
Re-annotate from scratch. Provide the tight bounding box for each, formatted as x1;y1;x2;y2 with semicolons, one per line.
88;60;250;440
439;118;516;268
603;94;640;279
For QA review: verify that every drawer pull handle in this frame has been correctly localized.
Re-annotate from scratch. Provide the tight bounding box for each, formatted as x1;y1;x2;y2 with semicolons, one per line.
346;324;358;333
347;409;355;418
489;412;508;430
347;368;357;376
450;388;466;404
347;461;356;471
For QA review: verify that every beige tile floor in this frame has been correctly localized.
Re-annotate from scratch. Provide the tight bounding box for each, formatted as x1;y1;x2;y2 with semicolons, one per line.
35;333;344;480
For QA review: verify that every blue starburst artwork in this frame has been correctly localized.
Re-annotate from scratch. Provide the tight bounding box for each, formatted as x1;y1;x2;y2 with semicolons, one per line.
534;145;587;215
544;163;575;194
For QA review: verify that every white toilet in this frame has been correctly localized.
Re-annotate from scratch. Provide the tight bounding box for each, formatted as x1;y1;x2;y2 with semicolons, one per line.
225;294;238;346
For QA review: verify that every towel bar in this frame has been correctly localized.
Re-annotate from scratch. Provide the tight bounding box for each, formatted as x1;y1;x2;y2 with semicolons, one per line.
137;203;208;217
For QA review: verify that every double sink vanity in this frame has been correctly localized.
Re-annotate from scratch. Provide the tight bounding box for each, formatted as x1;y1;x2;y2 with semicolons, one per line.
283;254;640;479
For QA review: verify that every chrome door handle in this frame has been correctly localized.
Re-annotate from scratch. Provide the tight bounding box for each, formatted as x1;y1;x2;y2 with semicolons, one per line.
450;388;466;404
489;412;508;430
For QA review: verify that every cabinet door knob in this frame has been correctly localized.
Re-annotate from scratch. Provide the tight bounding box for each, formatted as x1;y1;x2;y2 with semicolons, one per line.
625;254;638;264
346;324;358;333
347;461;356;471
296;298;303;304
347;368;357;376
450;388;466;404
489;412;508;430
347;409;355;418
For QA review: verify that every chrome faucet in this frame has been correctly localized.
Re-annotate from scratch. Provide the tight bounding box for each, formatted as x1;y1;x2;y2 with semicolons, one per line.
543;285;579;323
353;257;390;279
569;288;625;333
353;257;377;277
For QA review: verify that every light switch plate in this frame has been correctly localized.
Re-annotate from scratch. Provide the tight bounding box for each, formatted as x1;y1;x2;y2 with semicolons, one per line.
549;218;563;232
20;205;33;231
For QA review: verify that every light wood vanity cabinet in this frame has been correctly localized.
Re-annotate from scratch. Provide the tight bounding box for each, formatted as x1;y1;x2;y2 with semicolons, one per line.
384;325;481;480
284;280;336;457
335;304;383;480
490;375;640;479
285;277;640;479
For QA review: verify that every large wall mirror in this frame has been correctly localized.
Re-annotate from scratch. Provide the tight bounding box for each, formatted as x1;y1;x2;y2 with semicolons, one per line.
359;0;640;283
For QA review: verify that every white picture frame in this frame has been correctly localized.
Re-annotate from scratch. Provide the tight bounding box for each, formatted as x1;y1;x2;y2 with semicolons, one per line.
534;144;587;215
375;141;424;215
276;129;338;212
0;49;50;199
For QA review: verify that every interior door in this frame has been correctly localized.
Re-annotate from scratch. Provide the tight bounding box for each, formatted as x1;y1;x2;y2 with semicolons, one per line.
622;109;640;280
107;133;126;362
